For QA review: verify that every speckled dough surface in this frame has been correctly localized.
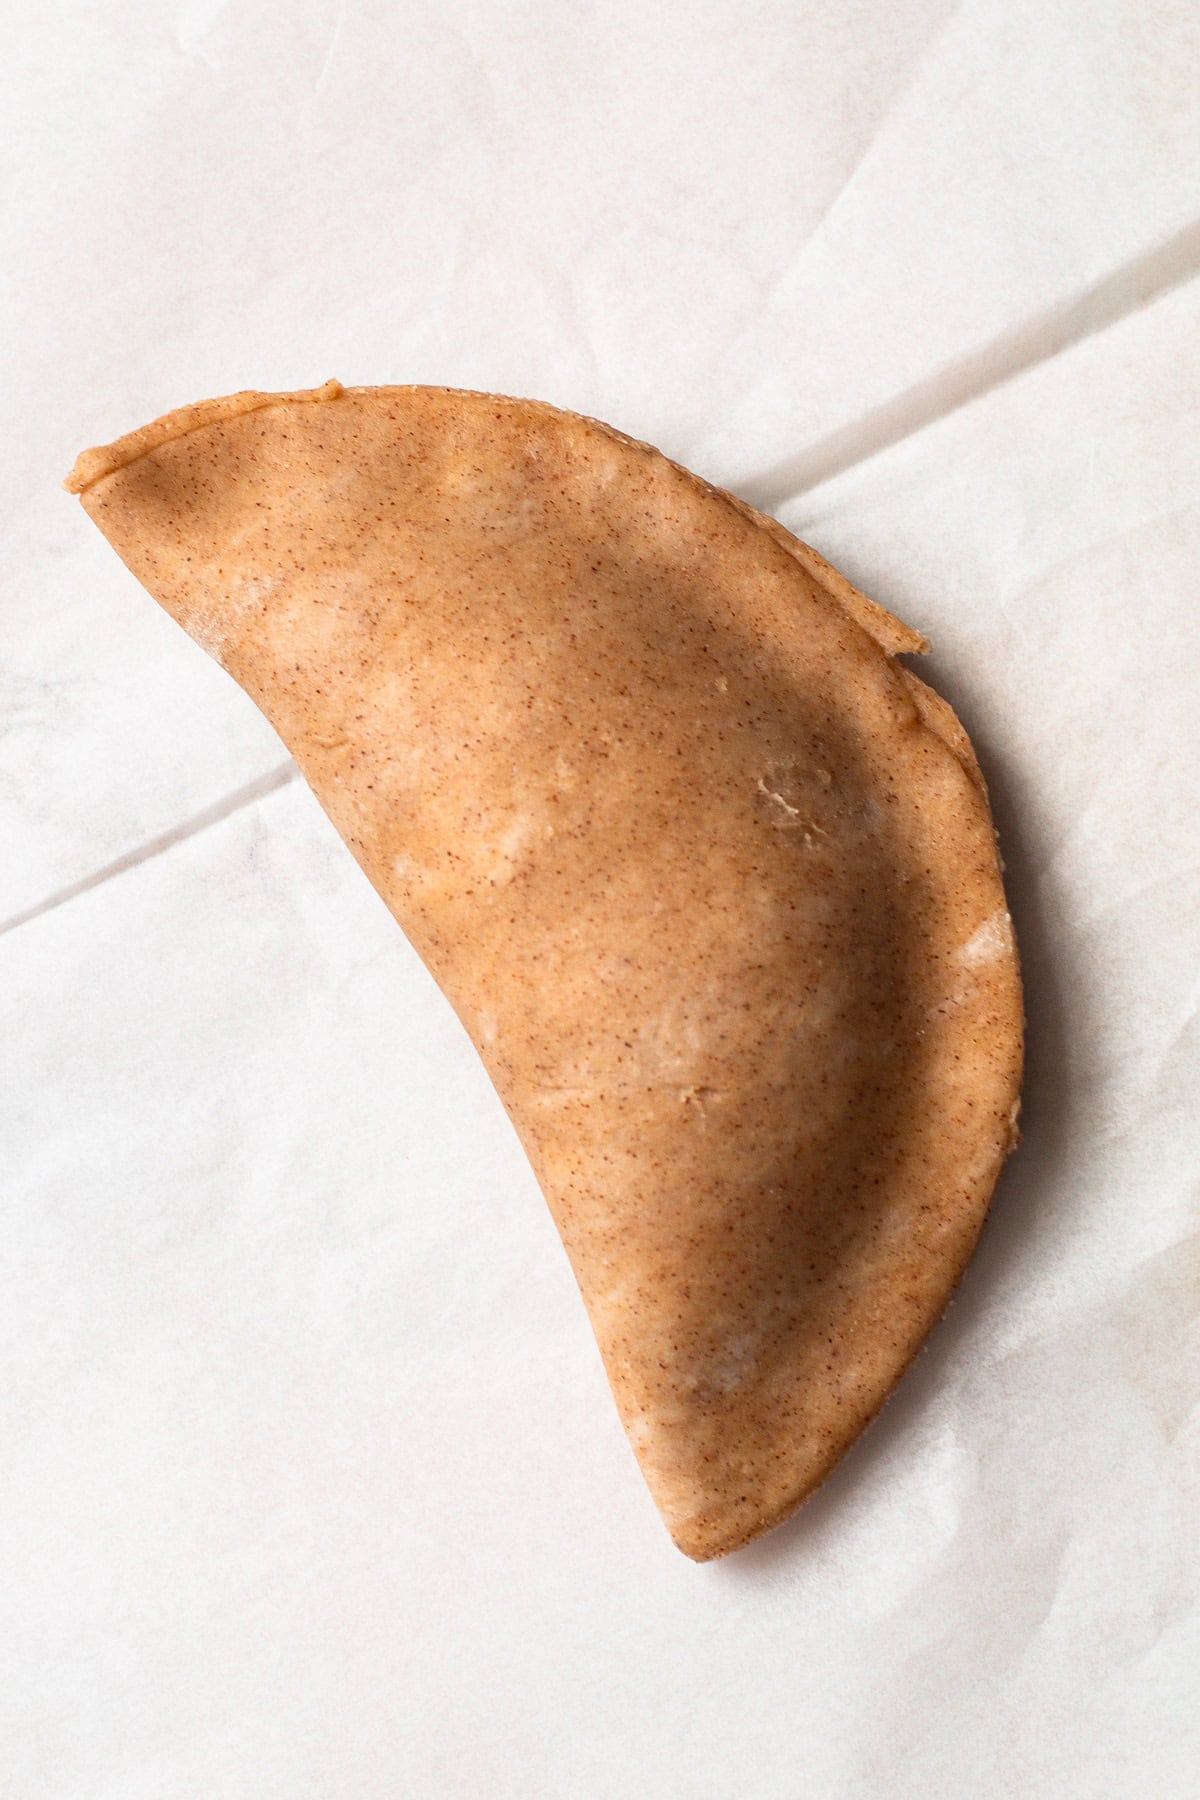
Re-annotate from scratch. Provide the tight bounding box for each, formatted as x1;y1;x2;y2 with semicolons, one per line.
68;384;1023;1559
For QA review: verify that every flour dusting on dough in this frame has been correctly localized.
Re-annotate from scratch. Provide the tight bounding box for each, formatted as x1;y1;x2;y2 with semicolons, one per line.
187;572;276;663
958;909;1013;967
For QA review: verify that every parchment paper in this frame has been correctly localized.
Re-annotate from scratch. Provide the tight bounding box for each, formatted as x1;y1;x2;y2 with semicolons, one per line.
3;3;1197;1794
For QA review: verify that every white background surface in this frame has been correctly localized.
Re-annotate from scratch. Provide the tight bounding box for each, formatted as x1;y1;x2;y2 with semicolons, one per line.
4;3;1199;1794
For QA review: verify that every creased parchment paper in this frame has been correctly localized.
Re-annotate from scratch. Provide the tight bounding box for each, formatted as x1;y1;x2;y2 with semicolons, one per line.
2;2;1197;1795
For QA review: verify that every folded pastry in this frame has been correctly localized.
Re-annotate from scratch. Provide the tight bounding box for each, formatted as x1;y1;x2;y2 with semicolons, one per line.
68;383;1022;1559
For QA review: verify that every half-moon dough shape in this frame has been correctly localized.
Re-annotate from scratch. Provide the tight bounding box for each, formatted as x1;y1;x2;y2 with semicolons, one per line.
68;383;1022;1560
